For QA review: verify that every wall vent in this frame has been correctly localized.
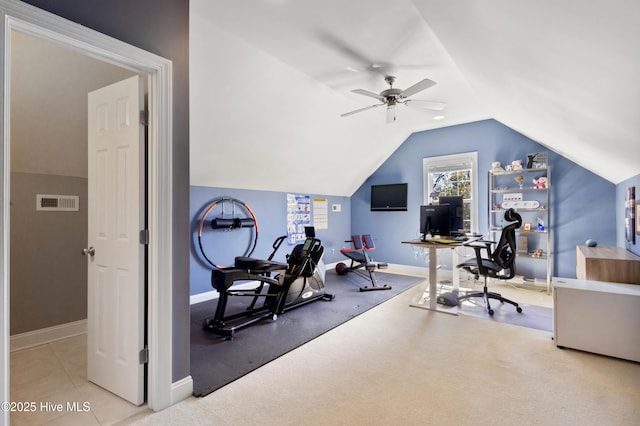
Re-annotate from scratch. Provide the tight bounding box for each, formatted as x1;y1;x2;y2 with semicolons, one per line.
36;194;80;211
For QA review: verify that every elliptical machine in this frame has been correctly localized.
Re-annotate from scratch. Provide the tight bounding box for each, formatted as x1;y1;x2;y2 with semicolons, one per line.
195;198;334;339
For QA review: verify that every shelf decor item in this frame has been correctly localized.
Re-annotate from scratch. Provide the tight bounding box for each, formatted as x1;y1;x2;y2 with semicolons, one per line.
526;151;548;169
490;161;504;173
533;176;547;189
514;175;524;189
518;235;528;254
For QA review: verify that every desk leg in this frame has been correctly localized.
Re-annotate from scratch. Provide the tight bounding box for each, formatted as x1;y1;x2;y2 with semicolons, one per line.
452;248;460;292
409;246;458;315
428;247;437;310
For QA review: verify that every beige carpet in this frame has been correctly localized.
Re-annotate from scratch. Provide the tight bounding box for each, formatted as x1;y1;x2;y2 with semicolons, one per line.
409;284;554;332
121;277;640;426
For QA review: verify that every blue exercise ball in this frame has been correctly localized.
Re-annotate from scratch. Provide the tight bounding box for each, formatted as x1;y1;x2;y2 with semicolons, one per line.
585;239;597;247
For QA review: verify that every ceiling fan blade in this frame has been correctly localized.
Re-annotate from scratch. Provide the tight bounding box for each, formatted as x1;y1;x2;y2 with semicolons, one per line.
399;78;436;98
386;105;397;123
405;99;446;111
316;32;390;77
341;103;384;117
351;89;385;101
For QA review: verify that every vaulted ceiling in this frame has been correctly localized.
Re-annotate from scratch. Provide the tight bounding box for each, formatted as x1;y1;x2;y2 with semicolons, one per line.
190;0;639;196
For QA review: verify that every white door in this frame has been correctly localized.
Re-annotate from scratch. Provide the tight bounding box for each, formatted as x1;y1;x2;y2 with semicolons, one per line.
86;75;145;405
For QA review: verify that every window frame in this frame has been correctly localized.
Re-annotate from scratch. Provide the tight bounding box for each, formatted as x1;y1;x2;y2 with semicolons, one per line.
423;152;479;232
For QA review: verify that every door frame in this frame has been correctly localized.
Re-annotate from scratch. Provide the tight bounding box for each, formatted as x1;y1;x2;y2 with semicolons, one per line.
0;0;181;417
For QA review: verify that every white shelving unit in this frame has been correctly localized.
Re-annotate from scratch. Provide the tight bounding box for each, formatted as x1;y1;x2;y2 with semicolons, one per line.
488;167;551;292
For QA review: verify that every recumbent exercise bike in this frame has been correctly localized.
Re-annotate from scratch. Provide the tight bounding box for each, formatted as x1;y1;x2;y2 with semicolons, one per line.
203;235;334;339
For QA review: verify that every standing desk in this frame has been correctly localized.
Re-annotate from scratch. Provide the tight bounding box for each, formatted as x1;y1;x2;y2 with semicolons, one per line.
402;238;471;313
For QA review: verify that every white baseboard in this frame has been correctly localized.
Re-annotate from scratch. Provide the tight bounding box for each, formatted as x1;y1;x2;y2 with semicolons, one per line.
10;319;87;352
331;260;446;278
170;375;193;406
190;281;268;305
188;262;438;305
190;290;218;305
384;263;430;277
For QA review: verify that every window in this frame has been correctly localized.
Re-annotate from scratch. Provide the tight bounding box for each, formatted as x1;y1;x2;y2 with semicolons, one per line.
423;152;478;232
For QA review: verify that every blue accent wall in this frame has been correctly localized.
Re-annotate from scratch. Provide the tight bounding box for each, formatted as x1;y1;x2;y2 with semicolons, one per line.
618;173;640;257
350;120;617;279
190;186;350;296
191;120;621;290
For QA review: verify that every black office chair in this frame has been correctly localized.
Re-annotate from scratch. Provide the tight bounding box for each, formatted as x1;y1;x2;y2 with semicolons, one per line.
456;208;523;316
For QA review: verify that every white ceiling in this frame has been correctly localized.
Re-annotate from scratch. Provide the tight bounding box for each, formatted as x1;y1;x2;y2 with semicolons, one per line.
190;0;640;196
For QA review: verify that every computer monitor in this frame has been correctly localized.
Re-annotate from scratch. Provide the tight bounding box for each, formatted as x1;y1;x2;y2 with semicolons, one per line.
438;196;464;234
419;204;450;239
304;226;316;238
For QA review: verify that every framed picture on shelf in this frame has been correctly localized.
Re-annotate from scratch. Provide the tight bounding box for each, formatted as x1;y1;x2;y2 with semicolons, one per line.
523;222;532;232
526;151;548;169
625;186;635;244
636;200;640;236
517;235;528;254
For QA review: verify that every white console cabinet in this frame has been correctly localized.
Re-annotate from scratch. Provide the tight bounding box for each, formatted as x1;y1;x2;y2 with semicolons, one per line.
553;277;640;362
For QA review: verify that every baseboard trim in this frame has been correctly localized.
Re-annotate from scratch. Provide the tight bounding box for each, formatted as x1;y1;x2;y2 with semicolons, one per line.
10;319;87;352
190;281;265;305
188;263;436;305
170;375;193;406
384;263;430;277
190;290;218;305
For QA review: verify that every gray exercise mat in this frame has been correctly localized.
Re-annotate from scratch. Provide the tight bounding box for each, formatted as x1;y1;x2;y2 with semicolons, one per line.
190;270;422;397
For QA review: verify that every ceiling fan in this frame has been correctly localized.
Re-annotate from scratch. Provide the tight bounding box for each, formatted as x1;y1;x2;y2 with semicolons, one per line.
341;75;445;123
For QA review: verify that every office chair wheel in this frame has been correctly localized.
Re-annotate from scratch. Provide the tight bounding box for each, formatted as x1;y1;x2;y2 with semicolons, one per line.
516;306;523;313
488;309;494;316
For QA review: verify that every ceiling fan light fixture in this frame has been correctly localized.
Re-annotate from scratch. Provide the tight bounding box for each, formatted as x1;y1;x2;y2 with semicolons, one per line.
386;105;397;123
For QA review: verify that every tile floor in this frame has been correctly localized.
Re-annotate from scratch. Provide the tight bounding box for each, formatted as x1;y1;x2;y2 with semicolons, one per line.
9;334;147;425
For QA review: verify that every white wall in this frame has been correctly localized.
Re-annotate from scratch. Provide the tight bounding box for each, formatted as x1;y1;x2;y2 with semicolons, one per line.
189;10;415;196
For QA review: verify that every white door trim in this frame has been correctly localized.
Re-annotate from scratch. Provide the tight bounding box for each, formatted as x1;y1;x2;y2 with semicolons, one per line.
0;0;181;416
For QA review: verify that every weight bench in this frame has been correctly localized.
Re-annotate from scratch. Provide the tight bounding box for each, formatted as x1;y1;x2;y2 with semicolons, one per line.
335;234;391;291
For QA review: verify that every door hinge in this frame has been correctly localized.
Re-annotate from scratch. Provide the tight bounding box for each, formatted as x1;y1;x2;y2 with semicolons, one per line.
139;346;149;364
140;229;149;245
139;110;149;126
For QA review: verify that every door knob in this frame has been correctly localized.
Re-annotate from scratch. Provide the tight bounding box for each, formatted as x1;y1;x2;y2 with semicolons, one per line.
82;247;96;257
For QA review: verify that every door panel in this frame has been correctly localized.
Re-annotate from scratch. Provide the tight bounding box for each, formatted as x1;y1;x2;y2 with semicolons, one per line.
87;75;144;405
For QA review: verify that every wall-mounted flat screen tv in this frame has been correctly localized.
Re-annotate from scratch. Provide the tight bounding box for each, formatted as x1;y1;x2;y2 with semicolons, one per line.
370;183;408;211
